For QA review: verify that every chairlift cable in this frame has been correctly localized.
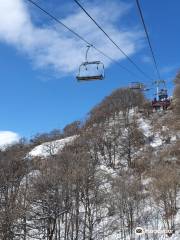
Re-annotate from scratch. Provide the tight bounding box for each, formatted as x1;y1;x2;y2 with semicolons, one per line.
135;0;161;81
26;0;143;79
73;0;153;81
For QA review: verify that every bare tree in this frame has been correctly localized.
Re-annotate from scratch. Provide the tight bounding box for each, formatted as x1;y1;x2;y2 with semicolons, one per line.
0;142;30;240
150;164;179;233
63;121;81;137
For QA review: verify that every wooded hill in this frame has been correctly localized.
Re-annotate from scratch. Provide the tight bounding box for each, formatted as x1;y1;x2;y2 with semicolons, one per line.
0;73;180;240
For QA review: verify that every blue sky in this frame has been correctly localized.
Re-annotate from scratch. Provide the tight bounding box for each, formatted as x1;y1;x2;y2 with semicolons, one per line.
0;0;179;142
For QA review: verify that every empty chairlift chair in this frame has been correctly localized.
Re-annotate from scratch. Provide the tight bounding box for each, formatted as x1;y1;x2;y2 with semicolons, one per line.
76;46;105;81
130;82;144;90
129;82;150;91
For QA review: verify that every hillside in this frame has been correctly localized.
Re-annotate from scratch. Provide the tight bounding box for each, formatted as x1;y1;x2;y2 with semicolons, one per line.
0;86;179;240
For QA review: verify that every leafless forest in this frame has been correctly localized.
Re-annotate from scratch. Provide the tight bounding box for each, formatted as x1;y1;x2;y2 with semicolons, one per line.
0;73;179;240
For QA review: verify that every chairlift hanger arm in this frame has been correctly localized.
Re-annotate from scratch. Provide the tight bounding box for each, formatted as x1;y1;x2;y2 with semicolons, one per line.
85;45;92;62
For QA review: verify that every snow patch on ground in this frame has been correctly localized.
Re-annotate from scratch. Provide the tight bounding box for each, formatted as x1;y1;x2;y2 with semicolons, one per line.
171;135;177;142
138;118;152;137
150;134;163;147
138;118;164;148
20;170;40;186
29;135;76;157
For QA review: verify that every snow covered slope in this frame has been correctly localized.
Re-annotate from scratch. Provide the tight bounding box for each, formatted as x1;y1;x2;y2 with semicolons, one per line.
29;135;76;157
21;111;180;240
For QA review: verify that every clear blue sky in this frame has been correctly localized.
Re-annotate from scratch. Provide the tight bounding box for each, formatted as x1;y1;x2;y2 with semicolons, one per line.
0;0;179;139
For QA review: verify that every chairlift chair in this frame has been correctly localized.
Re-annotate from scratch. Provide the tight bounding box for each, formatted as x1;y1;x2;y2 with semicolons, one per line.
130;82;148;91
130;82;143;90
76;46;105;81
